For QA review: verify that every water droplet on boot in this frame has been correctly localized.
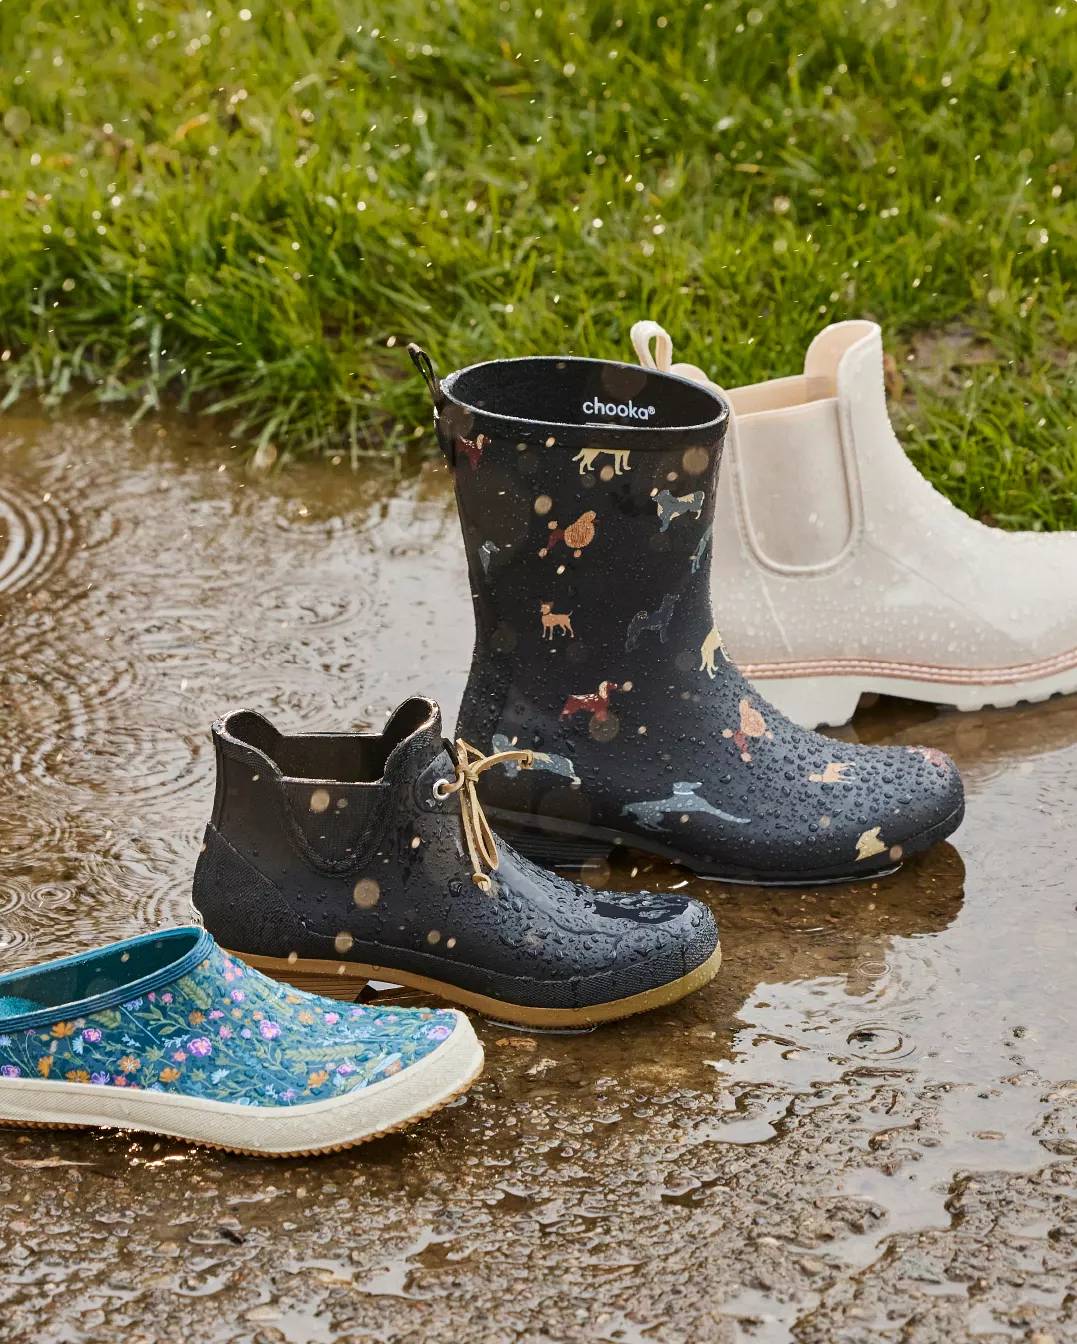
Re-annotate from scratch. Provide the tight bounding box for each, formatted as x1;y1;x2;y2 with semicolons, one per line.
353;879;380;909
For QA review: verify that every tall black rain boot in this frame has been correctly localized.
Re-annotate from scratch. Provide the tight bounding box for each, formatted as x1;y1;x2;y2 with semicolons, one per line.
415;347;965;885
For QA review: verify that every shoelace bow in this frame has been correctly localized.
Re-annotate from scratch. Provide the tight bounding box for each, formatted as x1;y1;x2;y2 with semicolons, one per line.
435;739;533;891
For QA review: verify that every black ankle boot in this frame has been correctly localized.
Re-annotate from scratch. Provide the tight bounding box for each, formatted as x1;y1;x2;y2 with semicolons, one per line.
192;698;721;1027
417;348;965;884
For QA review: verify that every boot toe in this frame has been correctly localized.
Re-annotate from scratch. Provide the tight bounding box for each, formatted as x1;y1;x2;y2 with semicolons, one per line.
882;744;965;858
823;741;964;874
465;848;722;1018
575;881;720;1010
589;886;721;991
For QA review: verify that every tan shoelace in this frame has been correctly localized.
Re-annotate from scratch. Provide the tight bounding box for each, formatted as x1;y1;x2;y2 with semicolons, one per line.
434;740;534;891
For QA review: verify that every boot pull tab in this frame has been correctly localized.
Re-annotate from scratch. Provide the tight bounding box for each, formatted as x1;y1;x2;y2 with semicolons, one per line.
631;319;723;399
407;343;444;410
630;320;674;372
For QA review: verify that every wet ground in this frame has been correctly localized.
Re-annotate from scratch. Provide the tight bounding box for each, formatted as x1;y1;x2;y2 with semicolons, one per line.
0;410;1074;1344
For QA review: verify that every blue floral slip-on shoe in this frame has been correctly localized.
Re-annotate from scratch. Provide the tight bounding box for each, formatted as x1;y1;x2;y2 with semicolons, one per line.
0;926;483;1157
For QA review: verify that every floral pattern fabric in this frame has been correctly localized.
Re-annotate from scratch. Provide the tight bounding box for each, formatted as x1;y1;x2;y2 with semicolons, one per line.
0;944;458;1107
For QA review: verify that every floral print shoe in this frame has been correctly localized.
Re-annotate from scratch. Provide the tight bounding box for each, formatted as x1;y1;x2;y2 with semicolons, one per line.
0;926;482;1156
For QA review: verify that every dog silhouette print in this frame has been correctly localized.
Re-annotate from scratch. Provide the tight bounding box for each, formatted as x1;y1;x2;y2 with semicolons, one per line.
455;433;488;471
622;783;750;830
561;681;621;726
540;602;575;639
652;488;705;532
855;827;888;861
722;698;774;763
808;762;854;784
492;733;579;784
539;511;597;558
690;524;712;574
572;447;632;476
626;593;679;651
699;626;727;679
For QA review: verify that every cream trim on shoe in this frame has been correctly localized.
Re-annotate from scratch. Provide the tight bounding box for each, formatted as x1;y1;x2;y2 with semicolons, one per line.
746;659;1077;730
630;320;1077;728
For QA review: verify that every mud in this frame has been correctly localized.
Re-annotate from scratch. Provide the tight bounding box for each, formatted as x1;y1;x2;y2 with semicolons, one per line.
0;411;1074;1344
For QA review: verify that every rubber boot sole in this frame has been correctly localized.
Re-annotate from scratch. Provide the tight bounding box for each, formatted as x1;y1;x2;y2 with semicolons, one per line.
489;802;965;887
229;943;723;1029
749;660;1077;730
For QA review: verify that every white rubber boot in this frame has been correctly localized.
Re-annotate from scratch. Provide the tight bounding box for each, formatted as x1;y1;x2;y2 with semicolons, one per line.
631;319;1077;729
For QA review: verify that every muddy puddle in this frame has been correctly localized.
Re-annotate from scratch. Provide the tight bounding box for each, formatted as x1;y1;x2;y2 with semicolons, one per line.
0;410;1074;1344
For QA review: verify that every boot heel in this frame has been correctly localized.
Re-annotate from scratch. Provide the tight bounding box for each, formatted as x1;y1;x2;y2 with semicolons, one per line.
494;820;614;869
751;675;864;729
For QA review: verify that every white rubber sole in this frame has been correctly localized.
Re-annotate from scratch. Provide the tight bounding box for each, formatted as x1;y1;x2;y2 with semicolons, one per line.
0;1012;483;1157
754;664;1077;729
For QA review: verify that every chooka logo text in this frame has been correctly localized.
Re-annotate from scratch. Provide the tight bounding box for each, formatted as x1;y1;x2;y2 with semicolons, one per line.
582;397;657;421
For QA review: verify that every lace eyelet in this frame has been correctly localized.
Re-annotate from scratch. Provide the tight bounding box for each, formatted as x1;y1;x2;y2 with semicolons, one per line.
432;778;452;800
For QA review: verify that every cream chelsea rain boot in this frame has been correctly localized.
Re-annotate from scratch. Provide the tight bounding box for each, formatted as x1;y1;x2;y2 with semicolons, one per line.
631;319;1077;728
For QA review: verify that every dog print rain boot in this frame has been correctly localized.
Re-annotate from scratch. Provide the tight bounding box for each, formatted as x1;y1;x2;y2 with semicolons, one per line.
0;926;482;1156
415;345;965;885
192;698;722;1028
632;318;1077;729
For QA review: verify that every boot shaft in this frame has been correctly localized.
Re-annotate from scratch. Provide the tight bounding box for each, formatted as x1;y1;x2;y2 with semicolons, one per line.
195;699;457;958
205;699;448;878
634;317;882;573
430;353;729;745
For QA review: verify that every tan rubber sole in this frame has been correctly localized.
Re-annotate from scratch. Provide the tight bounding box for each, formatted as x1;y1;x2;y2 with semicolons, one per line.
228;943;723;1028
0;1056;484;1159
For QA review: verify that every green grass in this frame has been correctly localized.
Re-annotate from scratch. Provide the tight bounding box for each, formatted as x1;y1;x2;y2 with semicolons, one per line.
0;0;1074;526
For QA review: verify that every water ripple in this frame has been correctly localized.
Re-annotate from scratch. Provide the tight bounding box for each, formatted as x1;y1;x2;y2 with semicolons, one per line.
0;480;75;597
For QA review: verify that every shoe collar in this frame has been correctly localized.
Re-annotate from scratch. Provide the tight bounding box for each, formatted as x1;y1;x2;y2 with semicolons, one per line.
212;697;444;788
435;352;728;457
212;700;449;874
0;926;214;1032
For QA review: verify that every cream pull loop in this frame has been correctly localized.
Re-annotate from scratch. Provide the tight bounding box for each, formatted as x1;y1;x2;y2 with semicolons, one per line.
630;319;675;372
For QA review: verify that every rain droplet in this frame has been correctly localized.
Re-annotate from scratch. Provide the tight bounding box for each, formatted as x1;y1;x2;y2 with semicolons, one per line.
353;879;381;909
